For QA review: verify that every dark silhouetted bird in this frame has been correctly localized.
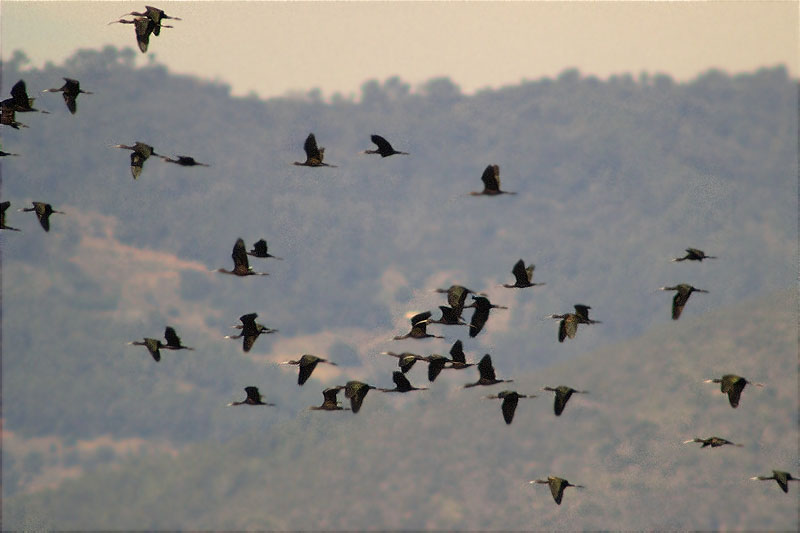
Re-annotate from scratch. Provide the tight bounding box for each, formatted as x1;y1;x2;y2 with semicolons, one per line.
547;304;600;343
163;326;193;351
310;386;349;411
342;380;376;413
293;133;336;167
484;390;535;424
393;311;443;340
109;16;173;53
672;248;717;262
659;284;708;320
280;354;337;386
112;141;159;179
542;386;588;416
1;104;27;129
434;285;477;318
750;471;797;493
683;437;743;448
2;80;48;113
447;340;475;369
378;351;426;373
19;201;64;232
159;155;209;167
247;239;282;260
530;477;584;505
379;371;428;392
470;164;516;196
503;259;545;288
464;354;512;388
225;313;276;352
420;354;453;382
466;295;508;337
704;374;763;408
428;306;469;326
0;149;19;156
216;238;268;276
1;201;21;231
364;134;408;157
227;386;275;406
128;337;166;362
118;5;182;35
42;78;92;114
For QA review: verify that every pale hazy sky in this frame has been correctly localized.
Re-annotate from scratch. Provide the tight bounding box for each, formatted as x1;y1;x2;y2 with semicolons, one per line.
2;1;798;99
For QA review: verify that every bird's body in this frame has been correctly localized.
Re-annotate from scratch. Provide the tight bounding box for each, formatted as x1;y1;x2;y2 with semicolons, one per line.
484;390;535;424
447;340;475;370
129;337;166;362
110;16;173;53
420;354;453;382
216;238;268;276
434;285;476;318
1;201;21;231
118;5;182;35
750;470;797;493
293;133;336;167
247;239;282;260
530;477;584;505
466;295;508;337
42;78;92;114
2;80;47;114
542;386;588;416
378;351;425;373
0;150;19;157
228;386;275;406
704;374;763;408
310;386;349;411
1;104;27;129
163;326;193;351
280;354;337;386
160;155;209;167
547;304;600;342
672;248;717;262
503;259;544;288
379;371;428;392
393;311;443;340
112;142;158;179
364;134;408;157
683;437;743;448
464;354;512;388
342;380;376;413
428;305;469;326
659;284;708;320
225;313;276;352
470;164;516;196
20;201;64;232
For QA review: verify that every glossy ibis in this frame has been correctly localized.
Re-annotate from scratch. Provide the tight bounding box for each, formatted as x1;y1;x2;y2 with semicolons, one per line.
42;78;92;114
310;386;349;411
1;105;27;129
293;133;336;167
118;5;182;35
547;304;600;343
159;155;209;167
484;390;535;424
379;371;428;392
247;239;282;260
393;311;443;340
428;306;469;326
1;201;21;231
464;354;512;388
659;284;708;320
672;248;716;262
750;470;797;493
216;238;268;276
128;337;166;362
470;164;516;196
280;354;337;386
683;437;743;448
342;380;376;413
19;201;64;232
530;477;584;505
0;149;19;156
225;313;276;352
109;16;173;53
542;386;588;416
466;295;508;337
364;134;408;157
227;386;275;406
503;259;544;288
377;351;425;373
448;340;475;369
704;374;763;408
163;326;193;351
2;80;48;113
112;141;159;179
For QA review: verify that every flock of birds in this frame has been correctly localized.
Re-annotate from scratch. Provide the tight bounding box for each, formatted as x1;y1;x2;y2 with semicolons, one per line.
1;5;794;514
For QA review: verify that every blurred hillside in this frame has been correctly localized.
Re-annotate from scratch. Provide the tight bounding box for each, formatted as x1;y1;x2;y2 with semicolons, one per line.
0;47;797;525
4;290;797;530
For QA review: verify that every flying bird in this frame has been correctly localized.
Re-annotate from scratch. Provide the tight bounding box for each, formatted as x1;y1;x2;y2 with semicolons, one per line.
309;386;349;411
542;386;588;416
484;390;535;424
683;437;743;448
393;311;443;340
377;351;426;373
111;142;159;179
466;295;508;337
19;201;64;232
42;78;92;114
470;164;516;196
2;80;48;113
672;248;717;262
503;259;545;289
447;340;475;370
163;326;193;351
117;5;182;35
364;134;408;157
109;16;173;53
1;105;27;129
546;304;600;343
159;155;209;167
434;285;477;318
530;477;584;505
216;238;269;276
0;149;19;156
703;374;763;408
379;371;428;392
1;201;21;231
227;386;275;406
342;380;377;413
464;354;512;388
280;354;337;386
225;313;276;352
247;239;282;260
420;354;453;382
293;133;336;167
659;284;708;320
750;470;797;493
128;337;167;362
427;306;469;326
